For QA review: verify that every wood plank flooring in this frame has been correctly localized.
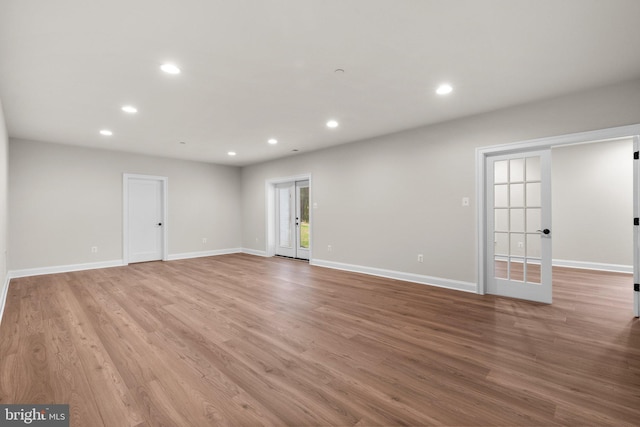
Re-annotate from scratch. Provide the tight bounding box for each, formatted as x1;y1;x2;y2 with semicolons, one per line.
1;254;639;426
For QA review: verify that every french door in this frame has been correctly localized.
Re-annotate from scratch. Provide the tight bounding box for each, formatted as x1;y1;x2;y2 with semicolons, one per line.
486;150;552;303
275;180;310;260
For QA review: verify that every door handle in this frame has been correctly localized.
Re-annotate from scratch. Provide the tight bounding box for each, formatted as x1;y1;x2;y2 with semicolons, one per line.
536;229;550;235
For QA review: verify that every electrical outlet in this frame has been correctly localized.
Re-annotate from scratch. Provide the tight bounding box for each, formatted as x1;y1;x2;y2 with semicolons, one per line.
202;238;207;244
91;246;98;253
417;254;424;263
327;245;332;252
518;241;524;248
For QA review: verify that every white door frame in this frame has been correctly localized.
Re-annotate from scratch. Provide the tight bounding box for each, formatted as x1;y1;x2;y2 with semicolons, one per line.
634;136;640;317
476;124;640;315
266;174;312;259
123;173;169;265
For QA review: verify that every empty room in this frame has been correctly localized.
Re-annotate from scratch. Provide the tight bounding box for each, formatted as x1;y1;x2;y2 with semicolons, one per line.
1;1;640;426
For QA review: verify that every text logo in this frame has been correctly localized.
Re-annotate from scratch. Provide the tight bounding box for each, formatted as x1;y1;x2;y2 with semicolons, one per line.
1;405;69;426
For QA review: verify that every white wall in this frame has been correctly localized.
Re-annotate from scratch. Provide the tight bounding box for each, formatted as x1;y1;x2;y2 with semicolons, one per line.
552;138;633;268
6;79;640;286
0;98;8;302
242;78;640;285
9;139;242;271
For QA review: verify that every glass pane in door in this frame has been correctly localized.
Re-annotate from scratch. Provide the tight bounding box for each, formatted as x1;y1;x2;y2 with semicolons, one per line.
495;209;509;231
495;185;509;207
495;233;509;255
526;183;541;207
526;156;541;181
278;187;292;247
510;233;525;257
510;184;524;207
510;209;525;232
494;160;509;183
510;259;524;281
526;208;541;233
526;260;541;284
510;158;524;182
527;237;541;258
494;258;508;279
298;186;309;249
492;154;544;284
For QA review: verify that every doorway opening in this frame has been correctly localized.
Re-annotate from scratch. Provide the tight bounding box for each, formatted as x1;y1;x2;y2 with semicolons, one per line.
266;174;312;261
477;124;640;316
552;138;633;273
123;174;168;264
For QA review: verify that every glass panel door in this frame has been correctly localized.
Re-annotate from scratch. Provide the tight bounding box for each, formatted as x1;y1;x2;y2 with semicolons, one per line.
487;150;552;303
275;183;295;257
295;180;310;260
275;180;310;260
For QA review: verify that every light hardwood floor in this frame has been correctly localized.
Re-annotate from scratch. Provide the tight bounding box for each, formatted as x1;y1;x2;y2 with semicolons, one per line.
1;254;639;426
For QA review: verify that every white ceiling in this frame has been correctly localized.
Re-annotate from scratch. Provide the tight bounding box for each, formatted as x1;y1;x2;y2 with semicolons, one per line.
1;0;640;166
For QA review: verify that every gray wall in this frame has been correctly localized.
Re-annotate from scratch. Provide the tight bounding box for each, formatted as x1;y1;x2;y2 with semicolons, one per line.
9;139;242;270
242;78;640;284
552;138;633;267
0;99;8;293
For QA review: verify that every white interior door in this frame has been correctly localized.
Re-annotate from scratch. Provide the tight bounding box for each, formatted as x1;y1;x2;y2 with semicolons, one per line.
486;150;552;303
275;180;310;260
275;182;295;258
128;177;164;263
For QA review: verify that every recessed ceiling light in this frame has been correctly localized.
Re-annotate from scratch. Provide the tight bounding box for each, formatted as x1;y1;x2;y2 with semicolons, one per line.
99;129;113;136
160;63;181;74
268;138;278;145
436;83;453;95
326;120;339;128
227;151;237;156
121;105;138;114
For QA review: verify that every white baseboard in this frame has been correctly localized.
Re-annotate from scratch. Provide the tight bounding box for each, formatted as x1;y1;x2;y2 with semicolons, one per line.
0;273;10;327
8;259;126;279
241;248;268;257
167;248;242;261
7;248;251;279
310;259;477;293
552;259;633;273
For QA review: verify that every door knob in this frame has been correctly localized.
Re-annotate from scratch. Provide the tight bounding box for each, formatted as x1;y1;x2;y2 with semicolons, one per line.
157;222;162;226
536;228;550;235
